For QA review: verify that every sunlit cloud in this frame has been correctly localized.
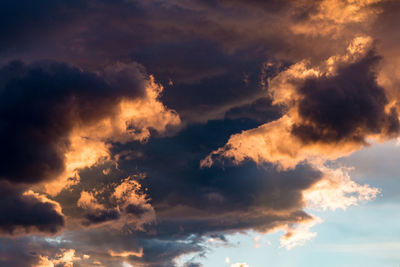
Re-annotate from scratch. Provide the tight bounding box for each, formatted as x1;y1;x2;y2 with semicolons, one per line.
76;175;155;230
278;216;322;250
202;35;388;249
109;248;143;258
202;35;389;170
290;0;384;37
35;249;80;267
1;0;399;266
230;263;250;267
43;66;181;196
303;166;380;211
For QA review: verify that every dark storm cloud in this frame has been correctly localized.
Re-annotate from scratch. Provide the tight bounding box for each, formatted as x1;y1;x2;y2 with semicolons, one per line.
132;39;271;122
0;0;320;123
44;118;321;266
112;119;321;236
0;0;361;71
0;59;154;237
0;182;64;235
292;50;400;143
0;60;146;184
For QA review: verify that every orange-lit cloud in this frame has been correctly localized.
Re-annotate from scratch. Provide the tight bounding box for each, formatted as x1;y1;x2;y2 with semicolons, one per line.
43;65;180;196
109;248;143;258
77;176;155;230
35;249;80;267
112;177;156;231
77;191;105;211
202;36;385;170
1;0;400;265
202;36;387;249
290;0;384;37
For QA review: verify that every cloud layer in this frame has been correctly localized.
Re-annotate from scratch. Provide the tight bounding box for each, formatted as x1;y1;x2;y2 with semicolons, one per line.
0;0;399;266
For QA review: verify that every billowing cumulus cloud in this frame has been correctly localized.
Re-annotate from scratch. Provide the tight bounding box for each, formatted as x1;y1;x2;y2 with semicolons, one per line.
0;0;399;266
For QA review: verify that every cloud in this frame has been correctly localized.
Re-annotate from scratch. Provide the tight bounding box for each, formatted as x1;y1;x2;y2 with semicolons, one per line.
77;191;106;211
29;119;324;266
203;37;398;170
278;216;322;250
92;121;324;259
231;263;250;267
0;182;64;235
0;60;180;195
0;59;179;243
109;248;143;258
184;263;202;267
0;0;399;266
75;176;155;229
292;50;398;144
303;166;380;211
201;36;385;250
34;249;81;267
0;0;365;125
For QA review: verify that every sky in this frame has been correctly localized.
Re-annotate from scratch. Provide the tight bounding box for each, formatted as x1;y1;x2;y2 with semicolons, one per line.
0;0;400;266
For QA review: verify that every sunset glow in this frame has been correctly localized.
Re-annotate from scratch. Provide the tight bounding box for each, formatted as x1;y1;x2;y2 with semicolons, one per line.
1;0;400;266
